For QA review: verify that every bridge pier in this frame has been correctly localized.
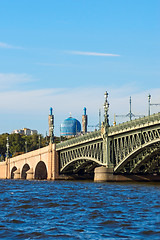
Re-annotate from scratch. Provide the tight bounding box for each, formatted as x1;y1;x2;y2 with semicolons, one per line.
94;167;135;182
94;166;160;182
14;169;20;179
94;166;136;182
26;168;34;180
94;166;114;182
48;143;59;180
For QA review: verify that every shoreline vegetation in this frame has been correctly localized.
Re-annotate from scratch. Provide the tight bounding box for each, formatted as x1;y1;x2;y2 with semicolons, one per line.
0;133;67;160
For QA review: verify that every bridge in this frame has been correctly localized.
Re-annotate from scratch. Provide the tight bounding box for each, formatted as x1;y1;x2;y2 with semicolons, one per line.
56;112;160;181
0;92;160;181
0;144;59;180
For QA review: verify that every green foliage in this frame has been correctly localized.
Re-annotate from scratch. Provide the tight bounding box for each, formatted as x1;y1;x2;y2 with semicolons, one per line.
0;133;9;161
0;133;62;159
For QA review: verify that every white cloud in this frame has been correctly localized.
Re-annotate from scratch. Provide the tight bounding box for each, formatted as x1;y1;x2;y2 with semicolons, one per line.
65;50;120;57
0;73;35;89
0;86;159;116
0;42;23;49
0;86;159;135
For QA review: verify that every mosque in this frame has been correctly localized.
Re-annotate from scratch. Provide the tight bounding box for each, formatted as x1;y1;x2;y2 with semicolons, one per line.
60;107;88;137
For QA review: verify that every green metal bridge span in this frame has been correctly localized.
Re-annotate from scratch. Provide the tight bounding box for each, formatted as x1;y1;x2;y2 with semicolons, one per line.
56;112;160;177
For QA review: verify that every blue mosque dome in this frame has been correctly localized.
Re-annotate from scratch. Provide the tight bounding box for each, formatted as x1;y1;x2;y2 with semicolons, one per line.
61;117;81;136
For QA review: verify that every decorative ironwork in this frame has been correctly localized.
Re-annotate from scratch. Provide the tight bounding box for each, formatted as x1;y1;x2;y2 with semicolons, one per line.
113;126;160;173
60;141;103;173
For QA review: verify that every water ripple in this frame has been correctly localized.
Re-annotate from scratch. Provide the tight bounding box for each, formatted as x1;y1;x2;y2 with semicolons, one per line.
0;180;160;239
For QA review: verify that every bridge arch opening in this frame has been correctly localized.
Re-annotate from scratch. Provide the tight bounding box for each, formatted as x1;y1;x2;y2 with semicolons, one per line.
35;161;47;180
21;164;30;179
61;157;101;179
114;141;160;174
11;166;17;179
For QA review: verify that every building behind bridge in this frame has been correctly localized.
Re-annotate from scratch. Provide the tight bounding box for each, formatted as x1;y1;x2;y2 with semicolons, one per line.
60;116;81;137
12;128;38;136
60;107;88;137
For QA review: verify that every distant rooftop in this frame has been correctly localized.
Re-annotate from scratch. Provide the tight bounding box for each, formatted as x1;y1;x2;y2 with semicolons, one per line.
11;128;38;136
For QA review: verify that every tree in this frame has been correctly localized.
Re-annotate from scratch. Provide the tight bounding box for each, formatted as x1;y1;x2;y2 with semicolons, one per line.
0;133;63;159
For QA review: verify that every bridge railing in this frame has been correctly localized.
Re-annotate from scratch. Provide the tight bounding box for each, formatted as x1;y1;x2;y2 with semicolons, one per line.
109;112;160;135
56;113;160;150
56;130;102;150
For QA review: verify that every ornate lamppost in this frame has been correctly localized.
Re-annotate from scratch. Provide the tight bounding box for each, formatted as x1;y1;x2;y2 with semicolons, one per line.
148;94;160;116
6;136;10;179
39;135;41;149
148;94;151;116
102;91;111;168
6;137;9;159
103;91;109;128
25;141;27;153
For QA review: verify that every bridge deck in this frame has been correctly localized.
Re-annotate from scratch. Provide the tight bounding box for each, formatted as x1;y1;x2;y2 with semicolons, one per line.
109;112;160;135
57;113;160;151
56;130;102;150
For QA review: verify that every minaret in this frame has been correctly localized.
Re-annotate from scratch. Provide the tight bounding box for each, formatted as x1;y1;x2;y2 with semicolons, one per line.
48;107;54;143
82;107;88;134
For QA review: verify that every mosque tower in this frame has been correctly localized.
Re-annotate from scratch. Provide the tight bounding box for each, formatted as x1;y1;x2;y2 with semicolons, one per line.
82;107;88;134
48;107;54;143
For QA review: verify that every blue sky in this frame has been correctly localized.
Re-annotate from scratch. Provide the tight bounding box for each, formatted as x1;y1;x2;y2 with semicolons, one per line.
0;0;160;136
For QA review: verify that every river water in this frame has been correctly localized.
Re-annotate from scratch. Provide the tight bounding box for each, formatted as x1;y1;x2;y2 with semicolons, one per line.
0;180;160;239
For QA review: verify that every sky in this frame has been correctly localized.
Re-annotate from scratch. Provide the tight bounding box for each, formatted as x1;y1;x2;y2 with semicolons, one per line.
0;0;160;136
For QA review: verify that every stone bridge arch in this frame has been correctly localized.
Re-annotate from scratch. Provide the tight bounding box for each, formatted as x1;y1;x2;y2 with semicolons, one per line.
35;161;47;180
11;166;17;179
7;145;57;180
21;164;30;179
